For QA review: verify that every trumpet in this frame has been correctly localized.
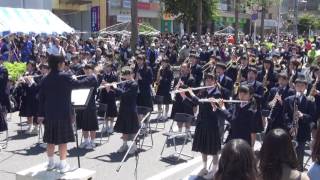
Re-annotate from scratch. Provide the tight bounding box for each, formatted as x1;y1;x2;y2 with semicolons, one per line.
198;99;248;103
97;80;133;90
249;58;257;66
170;85;216;94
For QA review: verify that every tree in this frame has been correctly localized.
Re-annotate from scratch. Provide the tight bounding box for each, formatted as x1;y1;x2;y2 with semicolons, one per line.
298;14;320;35
197;0;203;39
131;0;138;52
234;0;240;44
162;0;219;34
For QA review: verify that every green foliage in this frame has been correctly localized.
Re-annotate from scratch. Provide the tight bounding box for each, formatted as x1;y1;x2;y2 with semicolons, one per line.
298;14;320;34
162;0;219;22
3;62;26;81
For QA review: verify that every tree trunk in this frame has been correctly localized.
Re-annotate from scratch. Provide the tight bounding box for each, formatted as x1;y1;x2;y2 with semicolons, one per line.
260;5;266;42
197;0;203;39
186;18;191;34
131;0;138;52
234;0;239;44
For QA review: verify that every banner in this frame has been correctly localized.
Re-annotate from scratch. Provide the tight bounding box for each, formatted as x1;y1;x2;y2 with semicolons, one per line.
91;6;100;32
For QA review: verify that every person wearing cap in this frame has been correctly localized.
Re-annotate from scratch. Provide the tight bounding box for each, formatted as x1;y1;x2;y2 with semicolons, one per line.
266;73;295;132
70;55;84;76
146;42;158;71
97;62;119;134
283;77;316;171
224;85;257;146
190;53;203;87
242;67;264;146
215;62;233;98
257;56;278;92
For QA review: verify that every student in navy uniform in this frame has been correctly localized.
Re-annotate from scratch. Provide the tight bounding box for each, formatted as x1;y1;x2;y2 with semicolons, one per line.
266;73;295;132
155;57;173;118
241;67;264;146
171;63;196;133
0;58;9;132
134;54;153;109
37;55;94;173
190;53;203;87
77;64;99;150
257;57;278;94
98;62;119;134
189;74;226;179
215;62;233;99
19;61;41;134
283;77;316;171
224;85;256;146
106;67;139;155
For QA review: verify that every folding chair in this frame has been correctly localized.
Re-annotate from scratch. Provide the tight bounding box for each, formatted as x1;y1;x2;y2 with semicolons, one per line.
96;103;109;145
150;95;167;130
160;113;194;162
136;106;153;149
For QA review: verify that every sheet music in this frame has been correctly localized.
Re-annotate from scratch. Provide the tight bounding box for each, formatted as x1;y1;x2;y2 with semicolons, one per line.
71;89;91;106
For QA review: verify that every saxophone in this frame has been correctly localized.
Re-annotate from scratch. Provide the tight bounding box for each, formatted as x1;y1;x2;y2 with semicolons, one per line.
233;65;242;95
307;76;319;102
290;95;299;148
262;69;269;94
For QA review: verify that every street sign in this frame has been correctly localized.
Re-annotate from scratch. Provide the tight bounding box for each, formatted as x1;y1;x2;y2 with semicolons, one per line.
251;13;258;21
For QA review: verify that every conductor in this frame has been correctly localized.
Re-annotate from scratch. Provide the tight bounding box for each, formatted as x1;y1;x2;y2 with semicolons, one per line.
37;55;92;173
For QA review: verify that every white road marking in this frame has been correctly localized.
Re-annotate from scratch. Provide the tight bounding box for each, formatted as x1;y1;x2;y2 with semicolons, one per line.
145;156;202;180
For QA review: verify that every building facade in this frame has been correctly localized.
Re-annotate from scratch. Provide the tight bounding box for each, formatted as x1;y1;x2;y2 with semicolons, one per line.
0;0;52;10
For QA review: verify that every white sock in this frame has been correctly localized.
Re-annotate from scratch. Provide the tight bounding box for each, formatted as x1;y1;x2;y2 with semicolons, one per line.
90;139;95;144
178;128;182;132
60;159;67;167
203;161;207;170
123;140;128;146
84;138;90;143
48;156;54;164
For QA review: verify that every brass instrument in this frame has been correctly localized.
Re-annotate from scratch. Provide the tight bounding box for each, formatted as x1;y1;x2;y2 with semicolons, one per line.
249;58;257;66
307;76;319;102
202;60;216;73
154;65;162;94
262;70;269;94
233;65;242;95
290;96;299;148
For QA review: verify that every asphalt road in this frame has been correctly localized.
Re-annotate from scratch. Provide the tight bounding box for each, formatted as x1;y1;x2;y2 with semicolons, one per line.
0;110;313;180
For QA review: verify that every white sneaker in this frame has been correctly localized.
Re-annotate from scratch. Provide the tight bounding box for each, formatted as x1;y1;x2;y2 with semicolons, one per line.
101;127;108;133
59;163;71;174
117;144;128;153
26;125;33;134
128;143;138;155
197;168;208;177
203;167;217;179
30;126;39;135
107;127;114;134
40;143;47;149
79;141;89;149
85;142;96;150
47;162;58;171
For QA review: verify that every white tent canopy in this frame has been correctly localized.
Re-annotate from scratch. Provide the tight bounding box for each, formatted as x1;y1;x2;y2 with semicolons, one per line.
214;26;244;36
0;7;74;35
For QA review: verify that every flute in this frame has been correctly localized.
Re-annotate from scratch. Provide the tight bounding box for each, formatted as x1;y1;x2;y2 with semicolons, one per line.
198;99;249;103
171;85;216;94
97;80;132;90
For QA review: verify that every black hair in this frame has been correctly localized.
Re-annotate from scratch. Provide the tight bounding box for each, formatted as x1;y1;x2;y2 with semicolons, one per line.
48;55;65;71
259;129;299;180
215;139;257;180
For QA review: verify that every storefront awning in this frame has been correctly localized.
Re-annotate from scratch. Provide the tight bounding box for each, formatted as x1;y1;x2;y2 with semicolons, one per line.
0;7;74;36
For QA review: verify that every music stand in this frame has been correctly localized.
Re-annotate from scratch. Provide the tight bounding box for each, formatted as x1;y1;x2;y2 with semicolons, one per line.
71;88;93;168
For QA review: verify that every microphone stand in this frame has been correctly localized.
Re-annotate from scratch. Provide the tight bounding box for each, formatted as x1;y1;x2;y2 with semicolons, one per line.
116;112;151;180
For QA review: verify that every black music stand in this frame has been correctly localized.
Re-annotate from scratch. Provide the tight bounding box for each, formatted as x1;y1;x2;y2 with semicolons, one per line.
71;88;93;168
